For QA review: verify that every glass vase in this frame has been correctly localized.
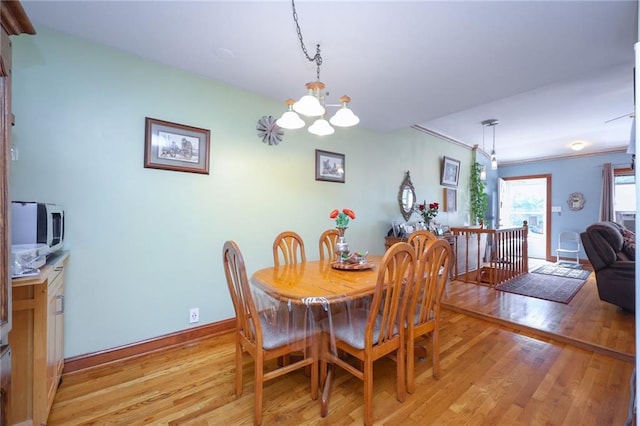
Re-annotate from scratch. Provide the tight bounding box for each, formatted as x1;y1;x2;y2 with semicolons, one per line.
335;227;350;261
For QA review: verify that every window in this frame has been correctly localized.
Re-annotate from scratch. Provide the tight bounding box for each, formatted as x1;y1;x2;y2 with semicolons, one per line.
614;168;636;229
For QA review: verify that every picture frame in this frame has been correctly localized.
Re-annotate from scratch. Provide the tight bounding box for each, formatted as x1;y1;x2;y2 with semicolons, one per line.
441;156;460;187
443;187;457;212
144;117;211;174
315;149;345;183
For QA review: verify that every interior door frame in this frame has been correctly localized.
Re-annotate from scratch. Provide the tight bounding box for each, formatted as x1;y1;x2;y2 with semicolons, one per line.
500;174;552;261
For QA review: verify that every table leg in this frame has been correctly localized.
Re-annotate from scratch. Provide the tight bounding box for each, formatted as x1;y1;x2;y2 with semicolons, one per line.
320;364;333;417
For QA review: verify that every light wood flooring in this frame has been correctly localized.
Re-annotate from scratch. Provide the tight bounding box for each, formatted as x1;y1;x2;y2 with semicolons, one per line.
48;264;635;425
442;265;635;362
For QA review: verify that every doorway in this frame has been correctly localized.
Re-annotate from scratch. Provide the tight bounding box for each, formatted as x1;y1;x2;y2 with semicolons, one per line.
498;175;551;260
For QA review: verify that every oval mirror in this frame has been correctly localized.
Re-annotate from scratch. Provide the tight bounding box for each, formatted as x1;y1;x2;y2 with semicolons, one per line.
398;171;416;221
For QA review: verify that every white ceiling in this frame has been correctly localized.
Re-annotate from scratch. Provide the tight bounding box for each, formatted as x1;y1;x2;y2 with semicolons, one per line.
19;0;638;164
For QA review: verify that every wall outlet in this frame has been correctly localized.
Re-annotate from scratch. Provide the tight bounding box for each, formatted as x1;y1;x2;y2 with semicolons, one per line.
189;307;199;324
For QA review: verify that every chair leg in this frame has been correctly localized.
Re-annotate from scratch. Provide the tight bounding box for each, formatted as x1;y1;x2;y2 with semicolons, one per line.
363;358;374;426
235;339;243;397
432;328;441;379
406;332;416;394
255;357;264;426
397;344;406;403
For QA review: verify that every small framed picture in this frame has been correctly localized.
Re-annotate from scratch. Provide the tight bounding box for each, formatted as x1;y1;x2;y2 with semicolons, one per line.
144;117;210;174
441;156;460;187
444;188;457;212
315;149;345;183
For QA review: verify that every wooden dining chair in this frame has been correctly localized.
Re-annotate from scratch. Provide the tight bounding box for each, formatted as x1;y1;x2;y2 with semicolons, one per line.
319;229;340;261
320;242;415;426
405;238;452;393
223;241;318;426
273;231;307;266
407;230;438;261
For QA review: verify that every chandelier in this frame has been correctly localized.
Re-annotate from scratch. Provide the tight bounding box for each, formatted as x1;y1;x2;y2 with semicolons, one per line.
276;0;359;136
482;119;499;170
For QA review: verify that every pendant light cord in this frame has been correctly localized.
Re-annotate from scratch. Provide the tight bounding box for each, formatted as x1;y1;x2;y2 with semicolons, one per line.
492;125;496;151
292;0;322;81
482;124;486;152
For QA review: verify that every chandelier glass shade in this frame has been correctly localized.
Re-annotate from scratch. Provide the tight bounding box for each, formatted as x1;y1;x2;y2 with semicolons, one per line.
490;150;498;170
480;165;487;181
308;117;335;136
329;96;360;127
292;82;326;117
276;99;305;129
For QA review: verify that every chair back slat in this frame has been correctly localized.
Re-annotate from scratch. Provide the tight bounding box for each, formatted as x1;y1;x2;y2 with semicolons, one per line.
223;241;261;347
412;239;452;326
407;230;438;261
366;242;415;347
319;229;340;261
273;231;307;266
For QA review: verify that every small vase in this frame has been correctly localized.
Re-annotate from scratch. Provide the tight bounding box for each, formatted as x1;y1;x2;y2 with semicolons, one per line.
335;227;350;261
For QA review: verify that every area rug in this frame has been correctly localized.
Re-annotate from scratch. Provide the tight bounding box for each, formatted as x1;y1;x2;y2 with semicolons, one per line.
496;273;587;304
531;263;591;280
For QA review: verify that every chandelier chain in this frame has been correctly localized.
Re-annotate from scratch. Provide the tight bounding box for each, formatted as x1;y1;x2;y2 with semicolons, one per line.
291;0;322;81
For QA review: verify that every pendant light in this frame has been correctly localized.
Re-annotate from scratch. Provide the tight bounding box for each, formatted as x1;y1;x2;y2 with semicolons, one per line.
482;119;499;170
276;0;359;135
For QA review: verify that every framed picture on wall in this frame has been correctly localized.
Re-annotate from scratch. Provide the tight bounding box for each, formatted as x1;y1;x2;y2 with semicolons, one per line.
144;117;211;174
444;187;457;212
315;149;345;183
441;156;460;187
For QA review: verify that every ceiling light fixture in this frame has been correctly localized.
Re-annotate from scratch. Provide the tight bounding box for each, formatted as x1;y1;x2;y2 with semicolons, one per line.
276;0;359;136
570;140;586;151
482;119;499;170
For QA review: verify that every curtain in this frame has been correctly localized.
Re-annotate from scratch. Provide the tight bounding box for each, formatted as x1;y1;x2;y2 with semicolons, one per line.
600;162;614;222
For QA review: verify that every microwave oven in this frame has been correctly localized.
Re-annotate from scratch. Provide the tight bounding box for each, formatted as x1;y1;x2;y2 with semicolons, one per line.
11;201;65;254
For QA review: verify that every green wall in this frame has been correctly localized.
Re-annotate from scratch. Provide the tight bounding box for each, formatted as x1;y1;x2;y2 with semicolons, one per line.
10;28;471;357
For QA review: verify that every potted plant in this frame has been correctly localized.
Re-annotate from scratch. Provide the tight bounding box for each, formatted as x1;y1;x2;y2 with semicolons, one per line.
470;162;488;226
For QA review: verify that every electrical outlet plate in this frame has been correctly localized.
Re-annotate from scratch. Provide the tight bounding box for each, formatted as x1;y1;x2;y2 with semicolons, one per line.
189;308;199;324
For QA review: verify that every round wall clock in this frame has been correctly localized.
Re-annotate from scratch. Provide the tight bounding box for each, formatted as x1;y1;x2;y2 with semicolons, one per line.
257;115;284;146
567;192;585;211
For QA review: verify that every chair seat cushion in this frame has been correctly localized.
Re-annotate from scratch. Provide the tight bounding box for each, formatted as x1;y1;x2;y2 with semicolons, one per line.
326;308;389;350
257;316;310;350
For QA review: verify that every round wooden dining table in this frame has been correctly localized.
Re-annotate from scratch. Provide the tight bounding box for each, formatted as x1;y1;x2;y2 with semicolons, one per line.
249;255;383;417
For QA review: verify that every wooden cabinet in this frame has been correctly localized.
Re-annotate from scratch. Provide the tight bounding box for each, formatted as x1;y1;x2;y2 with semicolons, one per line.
1;3;35;422
9;252;68;426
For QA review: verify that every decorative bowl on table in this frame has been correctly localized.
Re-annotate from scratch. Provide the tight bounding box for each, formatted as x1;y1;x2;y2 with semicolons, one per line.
332;251;374;270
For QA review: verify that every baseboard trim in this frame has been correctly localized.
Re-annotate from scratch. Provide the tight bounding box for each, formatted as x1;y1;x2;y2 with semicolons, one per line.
62;318;235;376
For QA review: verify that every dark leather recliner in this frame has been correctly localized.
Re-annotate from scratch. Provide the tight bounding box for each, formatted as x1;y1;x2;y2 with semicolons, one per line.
580;222;635;312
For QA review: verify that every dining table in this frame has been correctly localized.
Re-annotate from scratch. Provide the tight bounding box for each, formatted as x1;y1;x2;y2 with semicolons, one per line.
250;255;383;417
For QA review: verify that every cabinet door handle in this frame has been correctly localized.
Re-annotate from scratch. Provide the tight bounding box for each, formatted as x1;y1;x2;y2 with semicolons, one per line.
56;295;64;315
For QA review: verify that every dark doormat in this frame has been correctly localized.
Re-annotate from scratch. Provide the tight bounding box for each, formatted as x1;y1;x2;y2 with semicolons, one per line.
531;263;591;280
496;273;587;304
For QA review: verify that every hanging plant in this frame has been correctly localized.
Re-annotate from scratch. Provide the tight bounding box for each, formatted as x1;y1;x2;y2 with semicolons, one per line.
470;162;488;226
